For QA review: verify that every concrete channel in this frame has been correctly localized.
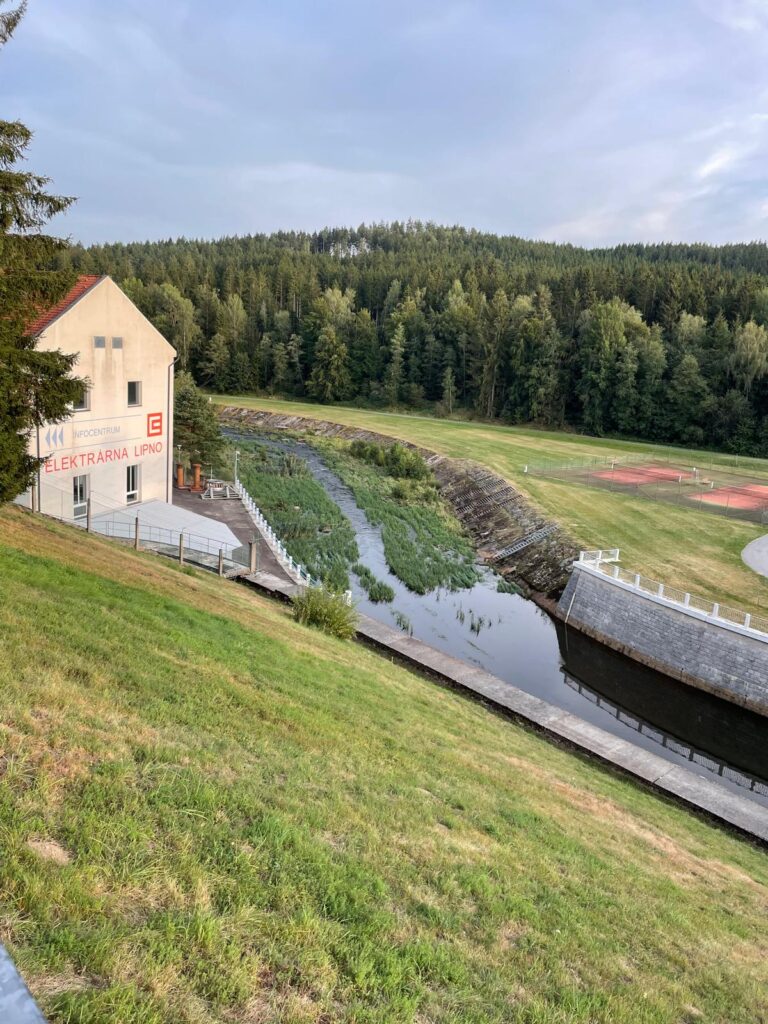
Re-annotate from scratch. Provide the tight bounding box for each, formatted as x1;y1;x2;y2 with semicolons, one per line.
241;568;768;845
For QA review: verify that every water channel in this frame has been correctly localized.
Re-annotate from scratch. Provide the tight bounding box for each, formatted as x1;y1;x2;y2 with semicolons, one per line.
231;431;768;807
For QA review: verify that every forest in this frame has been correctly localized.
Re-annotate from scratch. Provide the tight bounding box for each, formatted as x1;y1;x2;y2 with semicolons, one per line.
58;222;768;455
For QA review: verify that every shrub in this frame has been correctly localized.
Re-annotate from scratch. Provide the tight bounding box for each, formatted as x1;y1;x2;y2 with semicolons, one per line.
350;439;429;480
292;587;357;640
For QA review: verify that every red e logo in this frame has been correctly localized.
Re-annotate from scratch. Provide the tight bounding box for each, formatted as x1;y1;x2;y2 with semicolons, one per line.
147;412;163;437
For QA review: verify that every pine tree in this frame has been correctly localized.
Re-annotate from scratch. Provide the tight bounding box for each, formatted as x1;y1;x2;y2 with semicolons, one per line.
441;366;456;415
384;323;405;406
173;372;224;465
308;325;350;402
0;2;84;502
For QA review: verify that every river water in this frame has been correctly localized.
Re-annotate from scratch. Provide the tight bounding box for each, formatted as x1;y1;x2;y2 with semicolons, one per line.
231;432;768;807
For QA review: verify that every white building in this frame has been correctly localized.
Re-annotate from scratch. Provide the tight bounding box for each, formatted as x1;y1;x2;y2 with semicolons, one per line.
17;275;176;521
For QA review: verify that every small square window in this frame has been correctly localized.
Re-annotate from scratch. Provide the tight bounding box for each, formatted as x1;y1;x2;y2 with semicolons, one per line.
112;336;123;349
72;384;90;412
94;336;106;349
127;380;142;407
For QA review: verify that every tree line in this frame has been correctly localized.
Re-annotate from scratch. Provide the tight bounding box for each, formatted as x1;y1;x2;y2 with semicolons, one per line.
56;224;768;455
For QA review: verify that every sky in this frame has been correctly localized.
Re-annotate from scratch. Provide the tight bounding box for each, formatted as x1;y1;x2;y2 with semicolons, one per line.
5;0;768;246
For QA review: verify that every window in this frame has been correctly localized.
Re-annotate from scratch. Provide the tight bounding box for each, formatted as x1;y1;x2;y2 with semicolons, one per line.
126;464;139;503
73;475;88;519
72;384;90;412
127;380;142;406
111;337;123;349
94;336;106;349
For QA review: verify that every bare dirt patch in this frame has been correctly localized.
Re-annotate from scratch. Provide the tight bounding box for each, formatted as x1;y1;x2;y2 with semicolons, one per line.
27;838;71;865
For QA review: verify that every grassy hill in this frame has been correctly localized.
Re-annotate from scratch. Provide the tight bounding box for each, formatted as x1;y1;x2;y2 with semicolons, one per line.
1;506;767;1024
214;395;768;615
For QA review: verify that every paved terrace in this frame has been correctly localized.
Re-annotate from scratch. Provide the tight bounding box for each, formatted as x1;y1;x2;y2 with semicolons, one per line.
172;485;293;582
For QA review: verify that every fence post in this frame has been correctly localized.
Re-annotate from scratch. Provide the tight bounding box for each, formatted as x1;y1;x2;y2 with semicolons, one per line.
179;533;185;566
218;549;224;577
134;516;140;551
249;540;258;573
86;497;92;533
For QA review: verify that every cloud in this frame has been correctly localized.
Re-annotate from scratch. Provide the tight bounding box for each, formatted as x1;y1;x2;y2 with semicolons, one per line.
697;144;747;179
698;0;768;33
8;0;768;244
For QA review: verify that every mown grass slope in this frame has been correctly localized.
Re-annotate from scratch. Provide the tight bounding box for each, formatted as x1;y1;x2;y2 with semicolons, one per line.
1;506;767;1024
215;396;768;613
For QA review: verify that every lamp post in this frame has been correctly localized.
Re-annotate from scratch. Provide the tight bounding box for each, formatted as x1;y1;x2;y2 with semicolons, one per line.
234;449;240;483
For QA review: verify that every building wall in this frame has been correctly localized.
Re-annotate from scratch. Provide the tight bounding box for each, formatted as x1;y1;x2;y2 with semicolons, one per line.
558;565;768;715
18;278;175;519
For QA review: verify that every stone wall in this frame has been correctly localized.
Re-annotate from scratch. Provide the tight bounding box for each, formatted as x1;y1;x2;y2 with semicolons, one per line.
219;406;578;597
558;565;768;715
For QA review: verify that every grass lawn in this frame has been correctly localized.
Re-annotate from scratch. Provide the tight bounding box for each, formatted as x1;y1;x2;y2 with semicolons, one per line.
1;505;768;1023
215;396;768;614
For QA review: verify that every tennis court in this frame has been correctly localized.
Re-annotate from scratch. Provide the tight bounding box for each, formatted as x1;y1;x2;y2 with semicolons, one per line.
524;456;768;523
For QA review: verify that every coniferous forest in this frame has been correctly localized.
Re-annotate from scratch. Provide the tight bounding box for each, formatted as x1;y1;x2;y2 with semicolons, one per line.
60;223;768;455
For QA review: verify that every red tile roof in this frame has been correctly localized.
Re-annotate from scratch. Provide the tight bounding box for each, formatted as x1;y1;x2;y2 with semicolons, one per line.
26;275;104;336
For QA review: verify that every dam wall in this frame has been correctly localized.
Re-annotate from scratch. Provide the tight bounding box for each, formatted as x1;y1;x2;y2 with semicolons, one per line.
558;561;768;716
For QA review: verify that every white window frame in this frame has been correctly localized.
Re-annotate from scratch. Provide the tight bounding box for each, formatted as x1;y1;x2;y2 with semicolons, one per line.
126;464;140;504
127;380;142;407
73;474;88;519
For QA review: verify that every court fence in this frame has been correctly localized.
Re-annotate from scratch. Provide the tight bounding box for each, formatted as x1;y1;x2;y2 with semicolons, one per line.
524;454;768;524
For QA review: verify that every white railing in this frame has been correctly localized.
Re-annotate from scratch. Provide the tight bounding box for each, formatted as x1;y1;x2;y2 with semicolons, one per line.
576;549;768;640
578;549;621;565
234;477;308;585
234;477;353;604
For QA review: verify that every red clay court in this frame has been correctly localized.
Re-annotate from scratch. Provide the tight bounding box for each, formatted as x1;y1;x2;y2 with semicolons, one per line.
698;484;768;511
592;465;696;485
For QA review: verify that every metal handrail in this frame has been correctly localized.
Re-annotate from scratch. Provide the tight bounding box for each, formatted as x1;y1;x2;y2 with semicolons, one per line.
577;549;768;639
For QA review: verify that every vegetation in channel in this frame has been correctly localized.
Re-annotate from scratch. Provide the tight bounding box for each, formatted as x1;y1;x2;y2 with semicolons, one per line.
316;439;481;594
236;441;357;590
497;577;522;595
352;563;395;603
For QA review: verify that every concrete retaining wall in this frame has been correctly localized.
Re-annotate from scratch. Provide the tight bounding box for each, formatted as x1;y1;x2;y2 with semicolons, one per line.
558;565;768;716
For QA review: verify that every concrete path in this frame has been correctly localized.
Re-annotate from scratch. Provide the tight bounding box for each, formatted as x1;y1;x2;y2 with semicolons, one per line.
172;487;293;583
742;534;768;578
241;572;768;845
0;945;46;1022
